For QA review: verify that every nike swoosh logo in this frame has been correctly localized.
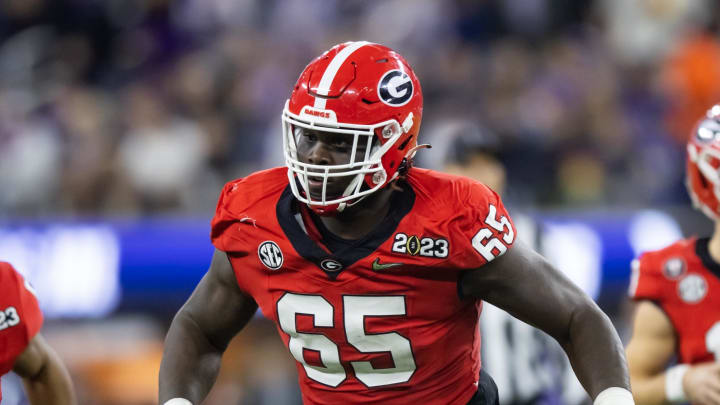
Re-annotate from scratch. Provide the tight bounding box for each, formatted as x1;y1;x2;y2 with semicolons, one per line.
372;258;404;271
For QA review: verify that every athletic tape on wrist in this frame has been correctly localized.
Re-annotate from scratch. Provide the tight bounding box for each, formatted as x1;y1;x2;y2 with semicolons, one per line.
593;387;635;405
665;364;690;403
163;399;193;405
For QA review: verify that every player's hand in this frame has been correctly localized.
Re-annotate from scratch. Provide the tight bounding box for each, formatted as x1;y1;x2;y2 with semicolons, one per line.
683;362;720;405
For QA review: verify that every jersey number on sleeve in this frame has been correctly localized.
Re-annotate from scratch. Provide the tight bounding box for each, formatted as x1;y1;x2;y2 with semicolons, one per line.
0;307;20;331
277;293;416;387
471;203;514;261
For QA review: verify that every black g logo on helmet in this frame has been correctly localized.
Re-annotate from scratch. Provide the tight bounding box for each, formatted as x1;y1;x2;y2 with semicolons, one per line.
378;70;413;107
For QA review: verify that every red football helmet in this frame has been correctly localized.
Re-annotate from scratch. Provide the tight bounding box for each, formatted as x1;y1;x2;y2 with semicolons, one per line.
282;41;423;215
687;104;720;219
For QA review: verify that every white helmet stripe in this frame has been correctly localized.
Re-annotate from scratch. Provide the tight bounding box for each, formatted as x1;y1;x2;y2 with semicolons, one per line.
313;41;371;110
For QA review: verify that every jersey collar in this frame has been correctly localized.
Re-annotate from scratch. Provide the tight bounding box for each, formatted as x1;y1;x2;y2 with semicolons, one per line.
276;182;415;279
695;237;720;281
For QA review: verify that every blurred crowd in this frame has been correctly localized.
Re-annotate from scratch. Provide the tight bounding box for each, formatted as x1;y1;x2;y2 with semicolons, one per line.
1;0;720;217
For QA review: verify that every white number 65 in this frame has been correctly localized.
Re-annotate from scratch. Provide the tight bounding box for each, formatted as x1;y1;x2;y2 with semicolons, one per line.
471;204;514;262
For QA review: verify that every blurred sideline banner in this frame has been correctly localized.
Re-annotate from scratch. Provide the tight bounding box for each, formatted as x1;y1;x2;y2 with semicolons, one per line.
0;218;213;317
0;208;710;318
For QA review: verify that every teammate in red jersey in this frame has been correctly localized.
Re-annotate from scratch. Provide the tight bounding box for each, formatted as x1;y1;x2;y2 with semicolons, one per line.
0;261;76;405
627;104;720;405
159;42;634;405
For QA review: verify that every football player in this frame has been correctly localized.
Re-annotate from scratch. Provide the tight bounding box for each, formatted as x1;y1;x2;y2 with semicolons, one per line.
627;104;720;405
0;261;76;405
159;42;634;405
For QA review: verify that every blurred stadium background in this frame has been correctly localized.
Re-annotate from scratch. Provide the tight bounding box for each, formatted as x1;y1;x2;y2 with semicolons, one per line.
1;0;719;404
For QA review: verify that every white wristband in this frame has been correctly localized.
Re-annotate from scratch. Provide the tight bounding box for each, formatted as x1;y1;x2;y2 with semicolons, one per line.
593;387;635;405
163;399;193;405
665;364;690;403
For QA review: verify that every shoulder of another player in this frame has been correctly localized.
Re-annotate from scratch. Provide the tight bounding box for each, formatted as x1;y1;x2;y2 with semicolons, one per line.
633;238;694;278
0;261;16;278
629;239;695;302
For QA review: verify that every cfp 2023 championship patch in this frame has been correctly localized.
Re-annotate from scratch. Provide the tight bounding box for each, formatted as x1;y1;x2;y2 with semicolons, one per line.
391;233;449;258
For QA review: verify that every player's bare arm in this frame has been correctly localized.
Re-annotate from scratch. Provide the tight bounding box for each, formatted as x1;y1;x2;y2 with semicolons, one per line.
625;301;676;404
12;334;76;405
460;240;631;401
159;248;258;404
627;300;720;405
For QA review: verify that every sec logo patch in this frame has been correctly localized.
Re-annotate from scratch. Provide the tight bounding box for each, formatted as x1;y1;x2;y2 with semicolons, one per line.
258;241;283;270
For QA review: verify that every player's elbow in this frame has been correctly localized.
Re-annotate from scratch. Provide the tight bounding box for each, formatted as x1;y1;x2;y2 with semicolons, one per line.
563;294;614;345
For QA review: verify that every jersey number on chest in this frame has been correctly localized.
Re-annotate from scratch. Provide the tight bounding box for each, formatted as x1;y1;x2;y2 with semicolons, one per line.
277;293;416;388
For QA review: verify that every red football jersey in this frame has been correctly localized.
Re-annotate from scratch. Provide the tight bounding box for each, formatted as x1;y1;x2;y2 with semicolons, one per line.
211;167;516;405
630;237;720;364
0;262;43;402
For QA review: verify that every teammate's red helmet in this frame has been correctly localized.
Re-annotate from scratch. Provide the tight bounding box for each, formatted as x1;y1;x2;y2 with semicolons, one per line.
283;41;423;215
687;104;720;219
